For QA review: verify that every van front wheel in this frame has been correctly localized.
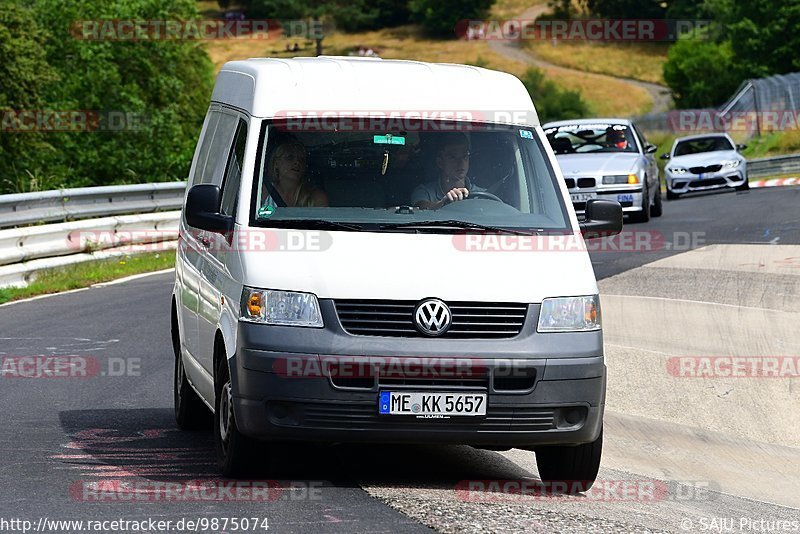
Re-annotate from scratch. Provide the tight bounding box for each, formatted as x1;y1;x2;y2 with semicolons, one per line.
214;365;260;477
535;427;603;494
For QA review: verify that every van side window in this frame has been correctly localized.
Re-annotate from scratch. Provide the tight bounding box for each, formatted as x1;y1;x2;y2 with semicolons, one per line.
190;111;221;186
199;112;238;186
220;119;248;217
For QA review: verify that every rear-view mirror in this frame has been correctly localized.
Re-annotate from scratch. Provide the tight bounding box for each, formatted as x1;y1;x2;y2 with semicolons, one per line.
580;199;623;238
185;184;233;233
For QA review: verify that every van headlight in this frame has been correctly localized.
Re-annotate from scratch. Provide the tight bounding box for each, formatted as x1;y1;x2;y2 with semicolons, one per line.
537;295;600;332
241;288;323;327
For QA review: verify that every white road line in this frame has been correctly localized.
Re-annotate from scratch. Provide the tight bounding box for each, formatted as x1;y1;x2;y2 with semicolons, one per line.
601;293;800;314
0;268;174;309
91;268;174;287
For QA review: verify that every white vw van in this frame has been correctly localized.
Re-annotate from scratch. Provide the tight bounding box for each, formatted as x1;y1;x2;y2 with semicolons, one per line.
171;57;622;488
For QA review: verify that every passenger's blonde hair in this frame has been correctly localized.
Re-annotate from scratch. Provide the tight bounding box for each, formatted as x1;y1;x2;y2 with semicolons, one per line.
268;140;306;185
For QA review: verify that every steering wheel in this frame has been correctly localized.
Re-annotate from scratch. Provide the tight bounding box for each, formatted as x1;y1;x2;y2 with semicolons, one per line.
466;191;504;202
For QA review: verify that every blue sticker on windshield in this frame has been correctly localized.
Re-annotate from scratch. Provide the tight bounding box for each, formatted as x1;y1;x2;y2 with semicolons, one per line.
519;129;534;139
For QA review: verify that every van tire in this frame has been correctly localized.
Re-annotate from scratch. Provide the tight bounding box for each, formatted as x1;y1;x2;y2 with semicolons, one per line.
214;358;261;477
173;324;210;430
536;427;603;494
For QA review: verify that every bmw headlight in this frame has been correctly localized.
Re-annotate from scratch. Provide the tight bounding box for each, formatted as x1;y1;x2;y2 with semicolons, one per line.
537;295;601;332
602;174;638;184
723;160;741;168
667;167;687;175
241;288;323;327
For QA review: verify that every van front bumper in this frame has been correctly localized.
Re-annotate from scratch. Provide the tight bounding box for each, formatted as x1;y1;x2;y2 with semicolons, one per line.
230;302;605;448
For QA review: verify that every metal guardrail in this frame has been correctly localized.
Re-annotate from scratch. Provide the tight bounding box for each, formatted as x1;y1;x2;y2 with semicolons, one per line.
747;154;800;179
0;182;186;229
0;212;180;267
0;183;185;288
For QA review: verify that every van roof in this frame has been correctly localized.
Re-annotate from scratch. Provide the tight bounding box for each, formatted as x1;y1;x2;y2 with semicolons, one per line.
211;57;539;126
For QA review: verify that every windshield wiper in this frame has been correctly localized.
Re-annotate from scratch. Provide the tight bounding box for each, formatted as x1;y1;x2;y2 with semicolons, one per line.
380;220;537;235
262;219;366;231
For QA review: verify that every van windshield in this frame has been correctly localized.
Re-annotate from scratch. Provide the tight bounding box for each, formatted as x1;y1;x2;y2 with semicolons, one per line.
251;120;571;233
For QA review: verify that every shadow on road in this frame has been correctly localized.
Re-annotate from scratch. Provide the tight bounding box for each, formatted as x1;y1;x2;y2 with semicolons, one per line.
57;408;535;488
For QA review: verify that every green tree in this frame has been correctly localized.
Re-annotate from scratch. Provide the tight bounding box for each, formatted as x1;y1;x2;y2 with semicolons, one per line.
520;68;589;123
724;0;800;77
409;0;495;37
662;34;743;107
0;1;60;192
0;0;215;193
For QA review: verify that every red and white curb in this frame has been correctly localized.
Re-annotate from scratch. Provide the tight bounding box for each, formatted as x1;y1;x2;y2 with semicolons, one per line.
751;177;800;188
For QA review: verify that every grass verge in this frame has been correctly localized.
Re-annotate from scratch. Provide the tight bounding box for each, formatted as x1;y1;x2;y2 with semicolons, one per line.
525;41;669;85
0;251;175;305
741;130;800;159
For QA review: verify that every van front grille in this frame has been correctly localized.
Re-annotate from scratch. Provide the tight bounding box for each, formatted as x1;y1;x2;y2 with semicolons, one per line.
334;299;527;339
296;402;556;432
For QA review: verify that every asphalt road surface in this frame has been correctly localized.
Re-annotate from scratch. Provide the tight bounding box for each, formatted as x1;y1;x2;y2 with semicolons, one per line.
1;186;798;533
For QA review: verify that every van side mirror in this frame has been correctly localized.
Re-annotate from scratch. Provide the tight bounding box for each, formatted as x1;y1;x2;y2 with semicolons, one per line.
736;144;747;151
659;153;670;160
645;144;658;154
185;184;233;233
580;199;623;238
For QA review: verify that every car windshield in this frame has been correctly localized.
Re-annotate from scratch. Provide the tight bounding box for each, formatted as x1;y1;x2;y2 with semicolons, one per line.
250;120;570;233
543;123;638;154
673;136;734;156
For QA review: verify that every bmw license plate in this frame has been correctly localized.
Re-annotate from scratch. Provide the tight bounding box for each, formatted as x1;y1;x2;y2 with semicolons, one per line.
379;391;486;416
570;192;596;202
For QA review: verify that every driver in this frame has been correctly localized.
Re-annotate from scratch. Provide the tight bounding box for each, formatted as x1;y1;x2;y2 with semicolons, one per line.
411;132;486;209
605;127;629;150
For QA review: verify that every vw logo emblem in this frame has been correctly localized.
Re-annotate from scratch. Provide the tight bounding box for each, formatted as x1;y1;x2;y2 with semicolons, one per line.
414;298;452;336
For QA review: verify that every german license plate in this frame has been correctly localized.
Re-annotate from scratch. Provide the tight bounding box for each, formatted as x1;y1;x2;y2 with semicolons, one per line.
570;192;596;202
379;392;486;416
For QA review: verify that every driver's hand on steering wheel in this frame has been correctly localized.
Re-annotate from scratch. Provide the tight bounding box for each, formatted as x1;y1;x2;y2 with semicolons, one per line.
443;187;469;204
